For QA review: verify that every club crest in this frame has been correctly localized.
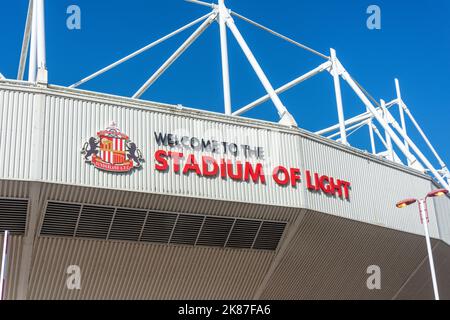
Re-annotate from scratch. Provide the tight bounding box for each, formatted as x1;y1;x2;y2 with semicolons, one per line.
81;122;144;172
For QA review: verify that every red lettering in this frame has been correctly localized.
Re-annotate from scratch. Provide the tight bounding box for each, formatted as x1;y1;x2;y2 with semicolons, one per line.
227;160;243;181
314;173;321;191
273;166;290;185
305;170;315;190
341;181;351;200
202;156;219;177
289;168;301;187
183;154;201;175
220;159;227;179
168;151;184;173
244;162;266;184
329;177;343;197
154;150;169;171
319;175;332;194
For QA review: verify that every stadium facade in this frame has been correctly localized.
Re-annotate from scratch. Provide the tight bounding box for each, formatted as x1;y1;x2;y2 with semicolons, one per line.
0;80;450;299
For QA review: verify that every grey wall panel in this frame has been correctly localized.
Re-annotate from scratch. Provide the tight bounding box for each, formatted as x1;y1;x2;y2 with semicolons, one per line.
28;237;275;299
433;189;450;245
301;138;439;238
259;210;441;300
0;89;34;180
0;235;23;300
41;94;304;208
0;82;444;240
0;180;30;198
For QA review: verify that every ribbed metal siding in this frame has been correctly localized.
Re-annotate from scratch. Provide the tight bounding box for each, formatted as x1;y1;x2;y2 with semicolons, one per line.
41;94;303;208
433;188;450;245
259;210;432;300
28;237;275;299
301;138;439;238
0;89;34;180
0;235;23;300
37;183;299;223
0;84;444;239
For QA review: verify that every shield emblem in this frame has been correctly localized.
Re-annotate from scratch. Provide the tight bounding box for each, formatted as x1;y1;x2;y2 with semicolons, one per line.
82;122;143;173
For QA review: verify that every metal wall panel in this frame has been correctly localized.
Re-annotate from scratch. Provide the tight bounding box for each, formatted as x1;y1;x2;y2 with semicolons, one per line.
41;94;303;209
0;88;34;180
259;210;441;300
433;186;450;245
0;235;23;300
28;236;275;300
301;138;440;238
0;82;447;239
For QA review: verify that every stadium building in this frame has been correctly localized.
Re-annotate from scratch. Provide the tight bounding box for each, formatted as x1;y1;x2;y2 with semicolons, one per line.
0;0;449;300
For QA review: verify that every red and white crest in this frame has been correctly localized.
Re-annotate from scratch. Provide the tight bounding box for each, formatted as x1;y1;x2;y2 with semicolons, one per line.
82;122;143;173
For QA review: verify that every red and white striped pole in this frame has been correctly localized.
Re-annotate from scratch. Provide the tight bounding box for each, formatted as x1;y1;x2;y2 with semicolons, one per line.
0;230;9;300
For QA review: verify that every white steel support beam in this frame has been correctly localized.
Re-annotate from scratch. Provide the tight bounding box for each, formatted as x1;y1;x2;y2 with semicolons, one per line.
395;79;409;164
225;16;297;126
185;0;214;8
403;103;447;170
327;119;369;140
218;0;232;115
371;123;390;151
36;0;47;83
368;116;376;154
330;49;347;145
133;13;216;99
28;0;37;82
380;99;394;161
339;64;450;191
316;102;395;136
315;110;373;136
233;61;331;116
70;13;212;89
18;0;34;80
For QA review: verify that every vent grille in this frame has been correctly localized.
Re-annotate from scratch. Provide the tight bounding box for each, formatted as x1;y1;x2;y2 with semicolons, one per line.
170;215;204;246
108;208;147;242
40;201;287;251
226;219;262;249
253;221;287;250
75;205;114;239
0;198;28;235
40;202;80;237
197;217;234;247
141;212;177;243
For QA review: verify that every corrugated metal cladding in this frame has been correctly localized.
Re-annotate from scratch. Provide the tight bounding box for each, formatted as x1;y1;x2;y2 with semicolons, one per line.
0;88;34;180
258;210;449;300
0;82;448;240
19;211;450;300
301;138;441;238
433;183;450;245
28;237;275;300
0;235;23;300
41;94;303;208
39;201;287;251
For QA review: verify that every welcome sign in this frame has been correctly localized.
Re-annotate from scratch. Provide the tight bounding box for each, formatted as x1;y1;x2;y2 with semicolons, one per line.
152;132;352;200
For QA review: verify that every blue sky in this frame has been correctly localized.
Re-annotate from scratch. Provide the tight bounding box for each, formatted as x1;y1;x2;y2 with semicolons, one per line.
1;0;449;173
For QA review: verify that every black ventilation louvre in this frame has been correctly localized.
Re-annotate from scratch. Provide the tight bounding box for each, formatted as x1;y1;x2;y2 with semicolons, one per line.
253;221;287;250
197;217;234;247
40;201;287;251
108;208;147;241
0;198;28;235
40;202;80;236
170;214;204;245
226;219;262;249
75;205;114;239
141;212;177;243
